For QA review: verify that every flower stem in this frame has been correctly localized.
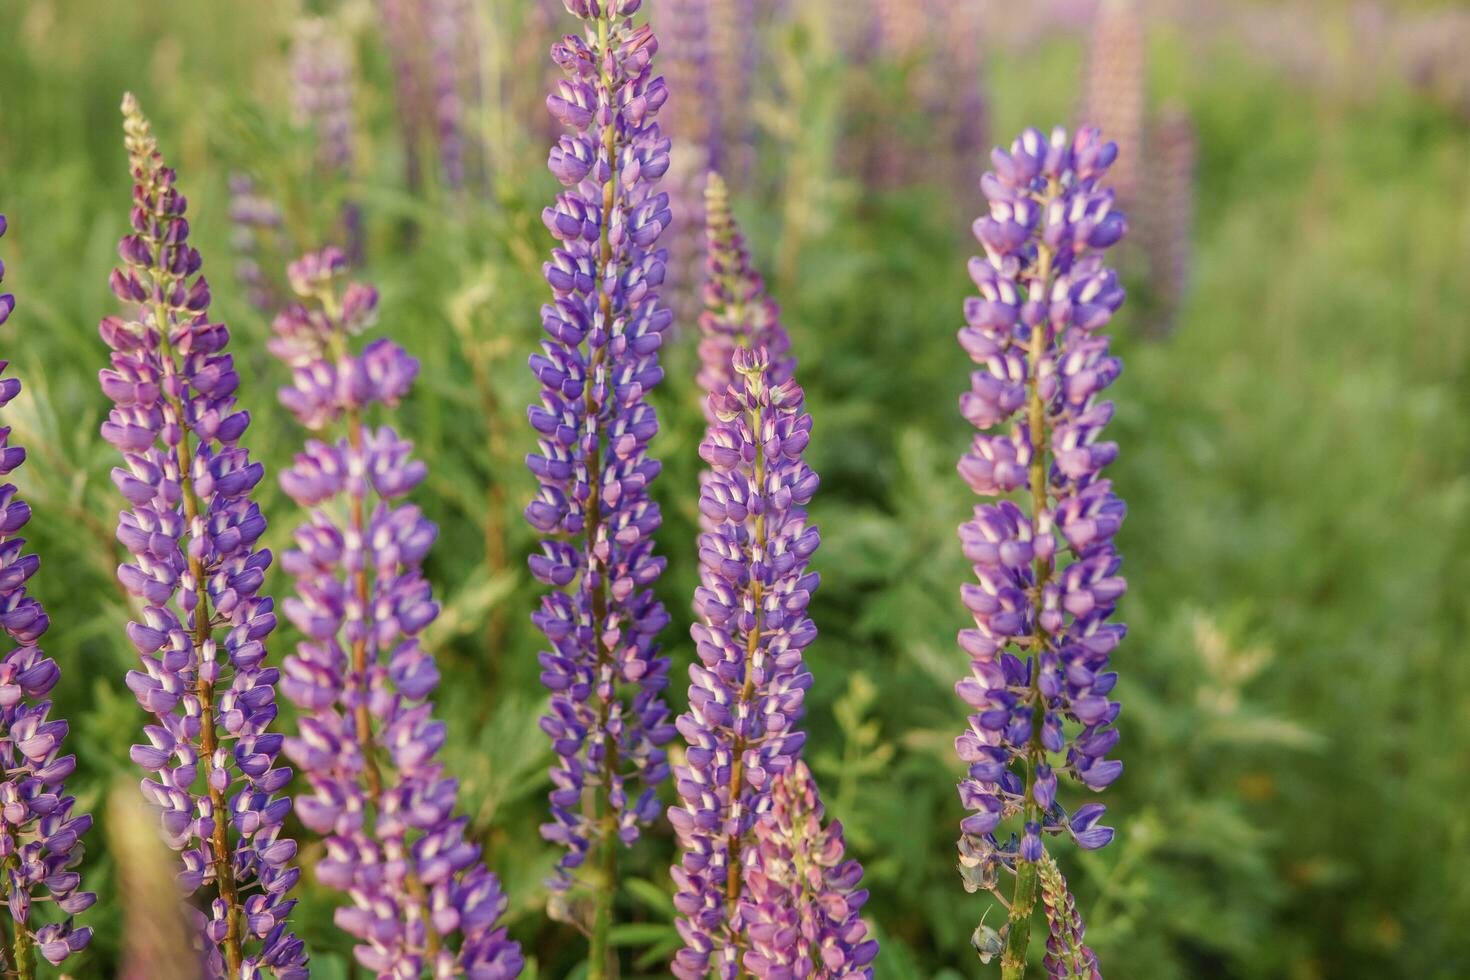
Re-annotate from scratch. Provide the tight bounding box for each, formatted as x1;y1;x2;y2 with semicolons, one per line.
586;8;621;978
1001;223;1057;980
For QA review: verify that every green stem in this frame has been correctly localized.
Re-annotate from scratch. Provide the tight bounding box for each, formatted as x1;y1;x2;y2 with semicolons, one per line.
1001;201;1058;980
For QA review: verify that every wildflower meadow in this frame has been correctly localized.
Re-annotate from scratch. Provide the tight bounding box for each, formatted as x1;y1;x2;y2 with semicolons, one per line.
1;0;1468;977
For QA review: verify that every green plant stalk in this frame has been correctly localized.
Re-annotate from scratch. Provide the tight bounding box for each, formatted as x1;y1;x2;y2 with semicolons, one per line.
1001;202;1058;980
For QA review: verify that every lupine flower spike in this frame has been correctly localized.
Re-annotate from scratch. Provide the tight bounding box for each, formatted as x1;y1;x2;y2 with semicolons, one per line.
669;180;874;978
99;94;307;979
742;762;878;978
270;248;523;978
527;1;675;974
0;214;96;973
1078;0;1144;206
952;126;1127;979
1037;854;1101;980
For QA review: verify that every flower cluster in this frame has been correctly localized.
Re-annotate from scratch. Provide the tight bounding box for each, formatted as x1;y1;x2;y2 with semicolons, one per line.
526;0;676;889
1037;854;1101;980
1140;105;1196;338
291;17;356;178
953;127;1126;886
742;762;878;978
269;248;523;978
99;94;306;979
670;344;820;978
227;173;287;315
695;172;793;404
376;0;483;191
1078;0;1144;206
0;214;95;970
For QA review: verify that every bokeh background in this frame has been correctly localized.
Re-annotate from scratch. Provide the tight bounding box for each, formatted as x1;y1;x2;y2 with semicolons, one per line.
2;0;1469;976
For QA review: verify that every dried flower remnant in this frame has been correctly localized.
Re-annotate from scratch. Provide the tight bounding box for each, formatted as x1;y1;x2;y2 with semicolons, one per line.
0;214;95;973
526;0;675;973
951;126;1127;979
741;762;878;979
99;94;307;979
271;248;523;978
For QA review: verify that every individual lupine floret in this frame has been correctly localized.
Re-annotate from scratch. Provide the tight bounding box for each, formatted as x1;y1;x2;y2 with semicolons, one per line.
526;1;675;972
0;214;95;973
1037;854;1101;980
741;762;878;979
696;172;793;404
668;345;821;978
270;248;523;978
98;94;307;980
951;126;1127;978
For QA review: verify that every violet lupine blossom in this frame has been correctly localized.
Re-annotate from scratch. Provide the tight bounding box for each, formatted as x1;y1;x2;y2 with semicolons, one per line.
269;248;523;978
952;127;1126;967
1037;854;1101;980
658;0;720;329
695;172;793;404
100;94;307;980
0;215;95;971
377;0;429;193
1077;0;1144;206
669;341;821;978
1141;105;1196;338
527;0;675;891
426;0;484;191
291;18;356;179
228;173;287;316
741;762;877;979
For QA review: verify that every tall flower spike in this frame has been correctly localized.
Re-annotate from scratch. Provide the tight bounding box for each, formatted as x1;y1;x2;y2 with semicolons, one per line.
227;172;288;316
0;214;96;972
952;126;1127;979
696;172;793;404
271;248;523;978
670;343;820;978
99;95;307;980
527;1;675;974
290;17;363;264
741;762;878;978
1077;0;1144;207
1141;105;1196;338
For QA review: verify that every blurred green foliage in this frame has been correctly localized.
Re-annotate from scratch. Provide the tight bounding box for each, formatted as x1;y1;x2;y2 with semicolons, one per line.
0;0;1468;976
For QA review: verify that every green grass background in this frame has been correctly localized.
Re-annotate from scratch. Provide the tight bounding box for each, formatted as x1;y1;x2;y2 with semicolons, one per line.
1;0;1468;976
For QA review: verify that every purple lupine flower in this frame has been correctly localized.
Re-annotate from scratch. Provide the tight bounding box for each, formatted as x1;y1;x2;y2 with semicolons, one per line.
658;0;720;329
0;214;95;972
952;126;1127;970
377;0;429;193
270;248;523;978
1140;105;1196;338
527;0;675;917
425;0;486;191
227;172;288;315
670;339;820;978
695;172;793;404
99;94;307;980
291;17;356;178
708;0;757;173
741;762;878;979
1077;0;1144;207
1037;854;1101;980
935;0;989;198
